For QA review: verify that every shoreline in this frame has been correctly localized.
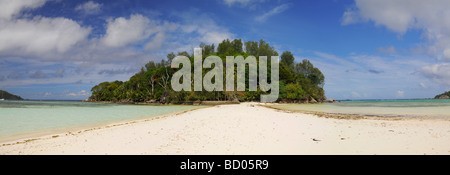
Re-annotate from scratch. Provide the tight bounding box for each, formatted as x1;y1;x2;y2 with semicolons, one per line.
0;106;209;145
263;104;450;121
1;102;450;155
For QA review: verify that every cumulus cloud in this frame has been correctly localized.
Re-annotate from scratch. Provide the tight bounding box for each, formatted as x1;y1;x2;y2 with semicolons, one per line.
173;9;234;45
200;31;233;44
343;0;450;86
342;0;427;33
101;14;156;47
419;63;450;86
144;32;166;51
0;1;236;95
75;1;102;15
101;14;178;50
309;51;435;99
0;17;91;56
0;0;91;58
341;7;361;25
0;6;135;92
0;0;47;20
342;0;450;58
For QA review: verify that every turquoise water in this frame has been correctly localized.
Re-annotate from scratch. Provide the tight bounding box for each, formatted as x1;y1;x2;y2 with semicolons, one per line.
0;100;203;141
273;99;450;118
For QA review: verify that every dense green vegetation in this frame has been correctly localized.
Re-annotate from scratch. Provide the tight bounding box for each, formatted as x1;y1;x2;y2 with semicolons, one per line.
435;91;450;99
89;39;326;103
0;90;23;100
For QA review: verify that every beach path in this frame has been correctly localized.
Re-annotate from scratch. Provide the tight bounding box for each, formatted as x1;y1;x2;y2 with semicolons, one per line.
1;103;450;155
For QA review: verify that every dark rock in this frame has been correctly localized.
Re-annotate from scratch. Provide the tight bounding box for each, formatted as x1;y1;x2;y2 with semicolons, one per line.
324;98;336;103
193;100;201;105
436;95;450;99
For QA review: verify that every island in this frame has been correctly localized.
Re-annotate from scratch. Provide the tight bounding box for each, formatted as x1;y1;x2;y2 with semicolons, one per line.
88;38;327;104
434;91;450;99
0;90;23;100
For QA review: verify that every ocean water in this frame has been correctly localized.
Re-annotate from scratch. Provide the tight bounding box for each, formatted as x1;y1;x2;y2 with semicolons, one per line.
0;100;204;141
272;99;450;118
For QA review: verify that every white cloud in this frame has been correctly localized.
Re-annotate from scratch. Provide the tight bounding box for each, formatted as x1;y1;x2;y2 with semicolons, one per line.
101;14;180;50
171;9;234;45
75;1;102;15
397;90;405;97
419;82;427;88
66;90;89;97
341;7;361;25
343;0;450;87
78;90;89;96
0;0;47;20
144;32;165;51
308;51;435;99
201;31;232;44
255;3;290;22
0;17;91;55
419;63;450;86
443;49;450;59
223;0;265;7
342;0;423;33
101;14;156;47
0;0;91;58
343;0;450;57
0;4;236;95
44;92;52;97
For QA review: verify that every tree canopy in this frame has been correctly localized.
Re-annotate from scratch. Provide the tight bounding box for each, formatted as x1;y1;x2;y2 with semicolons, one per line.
435;91;450;99
281;51;295;69
89;38;326;103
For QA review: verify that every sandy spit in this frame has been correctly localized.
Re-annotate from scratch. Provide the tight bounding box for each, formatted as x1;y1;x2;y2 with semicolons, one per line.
1;102;450;155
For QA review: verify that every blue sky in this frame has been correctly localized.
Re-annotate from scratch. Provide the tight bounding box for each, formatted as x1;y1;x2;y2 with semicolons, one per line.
1;0;450;100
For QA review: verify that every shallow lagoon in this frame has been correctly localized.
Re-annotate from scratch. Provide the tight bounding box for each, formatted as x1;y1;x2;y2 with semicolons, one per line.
0;100;204;141
272;99;450;118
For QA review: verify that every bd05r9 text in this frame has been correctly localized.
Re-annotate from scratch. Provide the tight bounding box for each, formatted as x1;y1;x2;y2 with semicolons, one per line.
224;160;268;170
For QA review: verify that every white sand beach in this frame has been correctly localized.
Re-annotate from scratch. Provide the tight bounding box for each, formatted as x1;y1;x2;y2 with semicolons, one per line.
1;102;450;155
